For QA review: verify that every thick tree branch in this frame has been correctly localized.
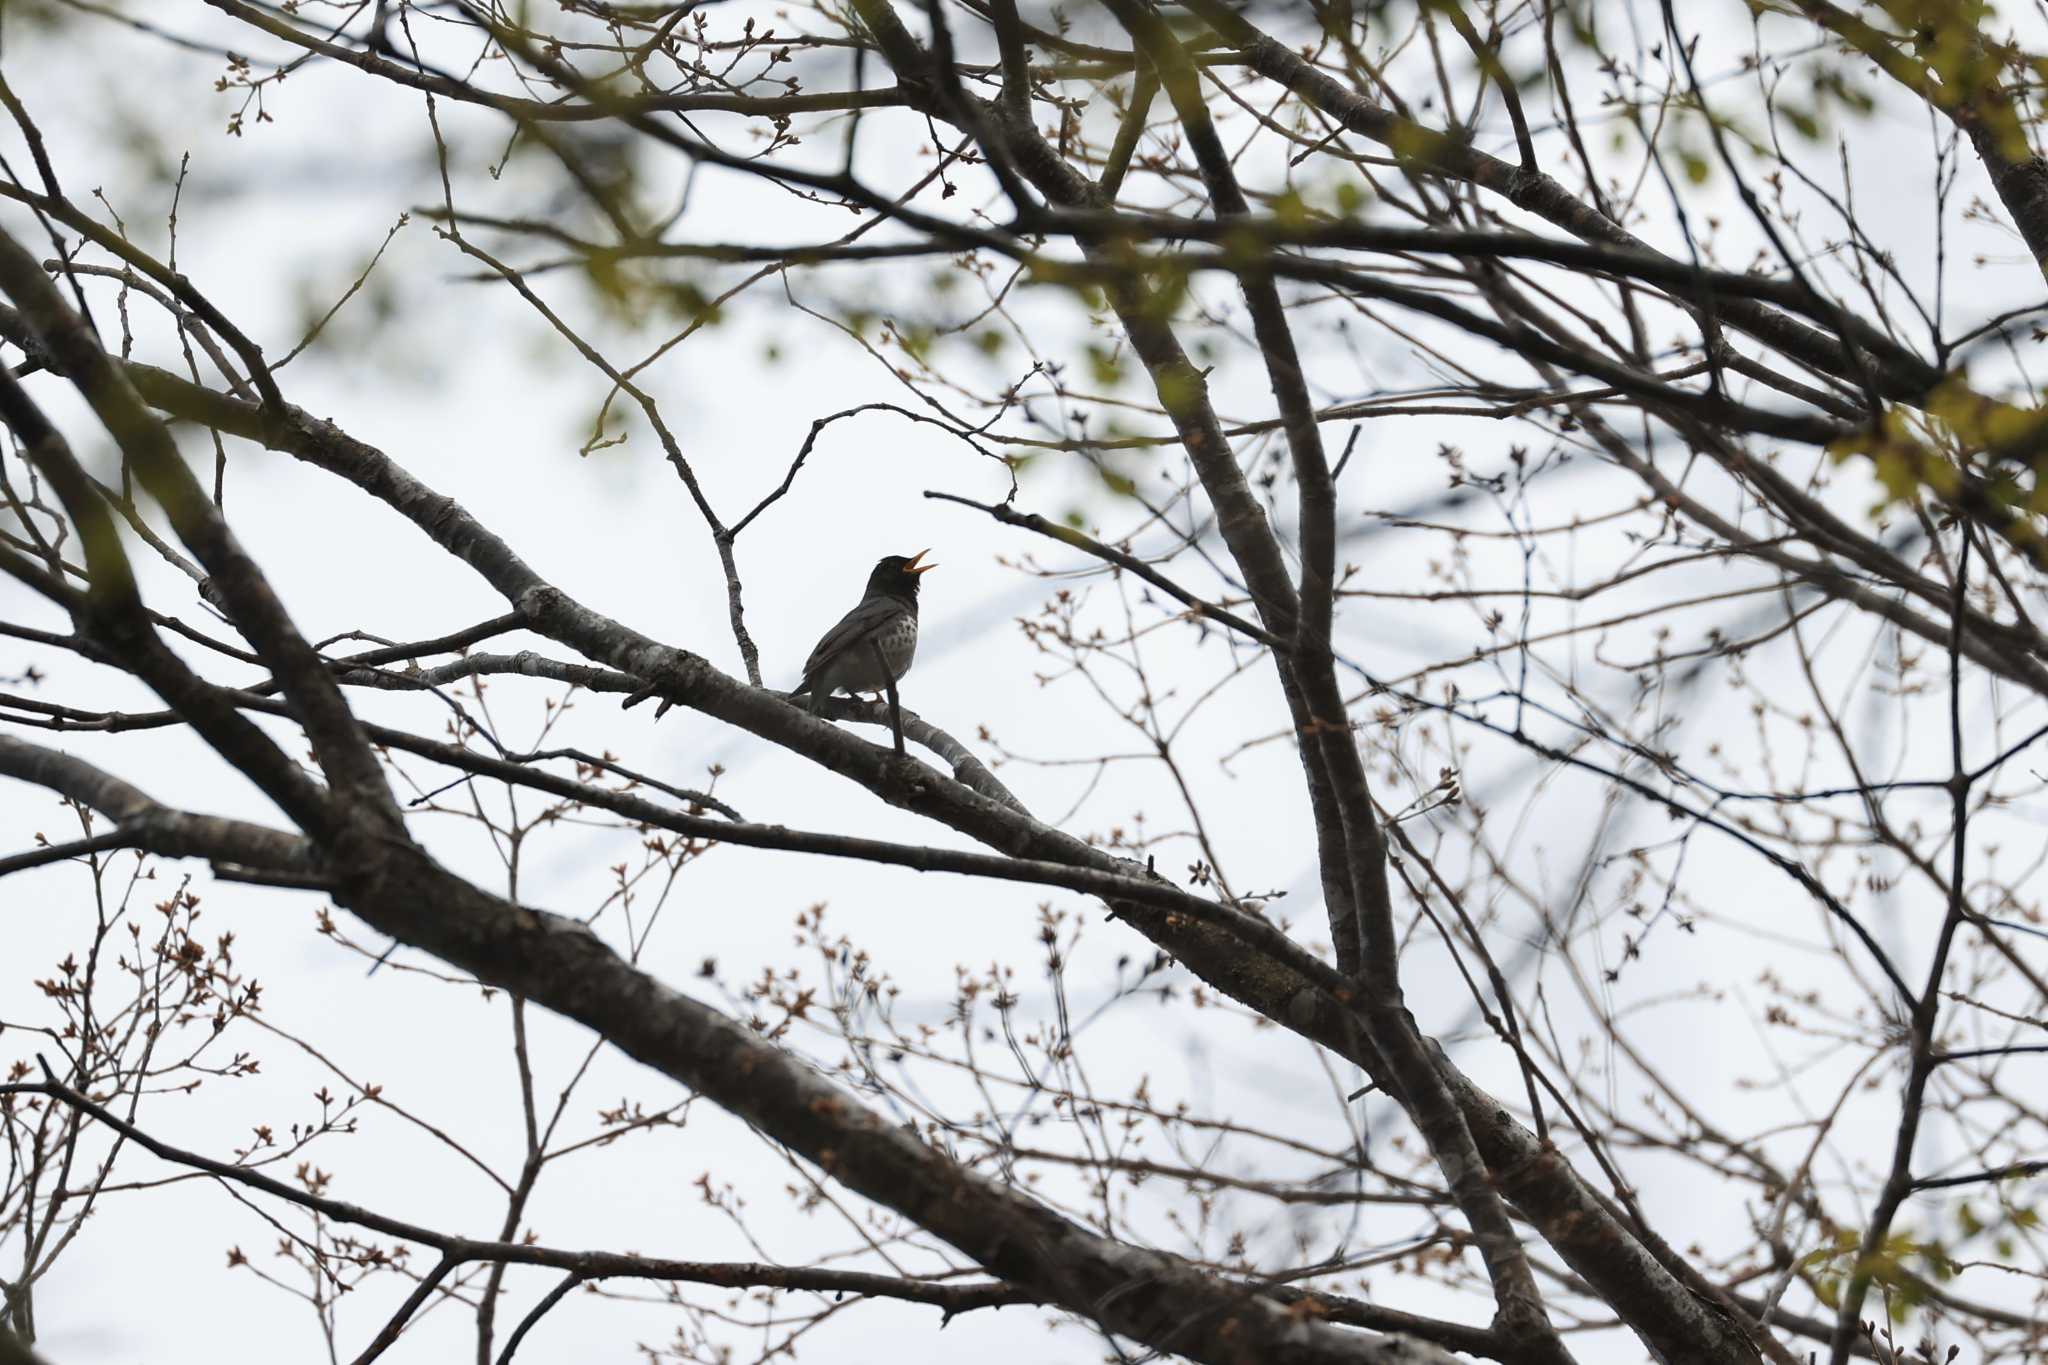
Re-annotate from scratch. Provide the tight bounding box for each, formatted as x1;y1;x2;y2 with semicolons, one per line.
0;224;404;841
1106;3;1559;1350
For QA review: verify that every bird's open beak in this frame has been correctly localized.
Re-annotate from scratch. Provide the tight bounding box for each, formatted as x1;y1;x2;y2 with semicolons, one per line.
904;548;938;575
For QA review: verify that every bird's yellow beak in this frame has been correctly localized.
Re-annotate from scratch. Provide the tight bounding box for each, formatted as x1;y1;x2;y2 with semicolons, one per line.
904;548;938;575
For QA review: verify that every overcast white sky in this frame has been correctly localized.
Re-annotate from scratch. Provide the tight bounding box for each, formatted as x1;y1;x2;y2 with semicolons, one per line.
1;4;2042;1363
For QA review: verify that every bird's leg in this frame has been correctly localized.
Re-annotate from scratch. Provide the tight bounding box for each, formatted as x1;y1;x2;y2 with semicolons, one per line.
866;639;906;755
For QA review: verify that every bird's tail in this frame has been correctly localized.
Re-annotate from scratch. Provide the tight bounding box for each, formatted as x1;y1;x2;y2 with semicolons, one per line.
788;678;831;716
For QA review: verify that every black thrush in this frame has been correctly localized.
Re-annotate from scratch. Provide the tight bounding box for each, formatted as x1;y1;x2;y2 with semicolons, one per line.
619;550;937;723
789;550;935;717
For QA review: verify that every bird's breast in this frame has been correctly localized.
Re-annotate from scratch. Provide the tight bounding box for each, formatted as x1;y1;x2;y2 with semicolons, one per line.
875;612;919;675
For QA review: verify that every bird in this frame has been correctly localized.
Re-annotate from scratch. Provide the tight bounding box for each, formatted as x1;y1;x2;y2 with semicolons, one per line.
789;550;936;715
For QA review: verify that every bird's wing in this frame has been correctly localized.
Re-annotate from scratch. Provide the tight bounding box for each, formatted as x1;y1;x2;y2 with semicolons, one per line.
796;597;899;691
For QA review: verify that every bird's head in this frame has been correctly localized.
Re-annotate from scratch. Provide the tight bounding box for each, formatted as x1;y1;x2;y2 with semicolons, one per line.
867;549;937;599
